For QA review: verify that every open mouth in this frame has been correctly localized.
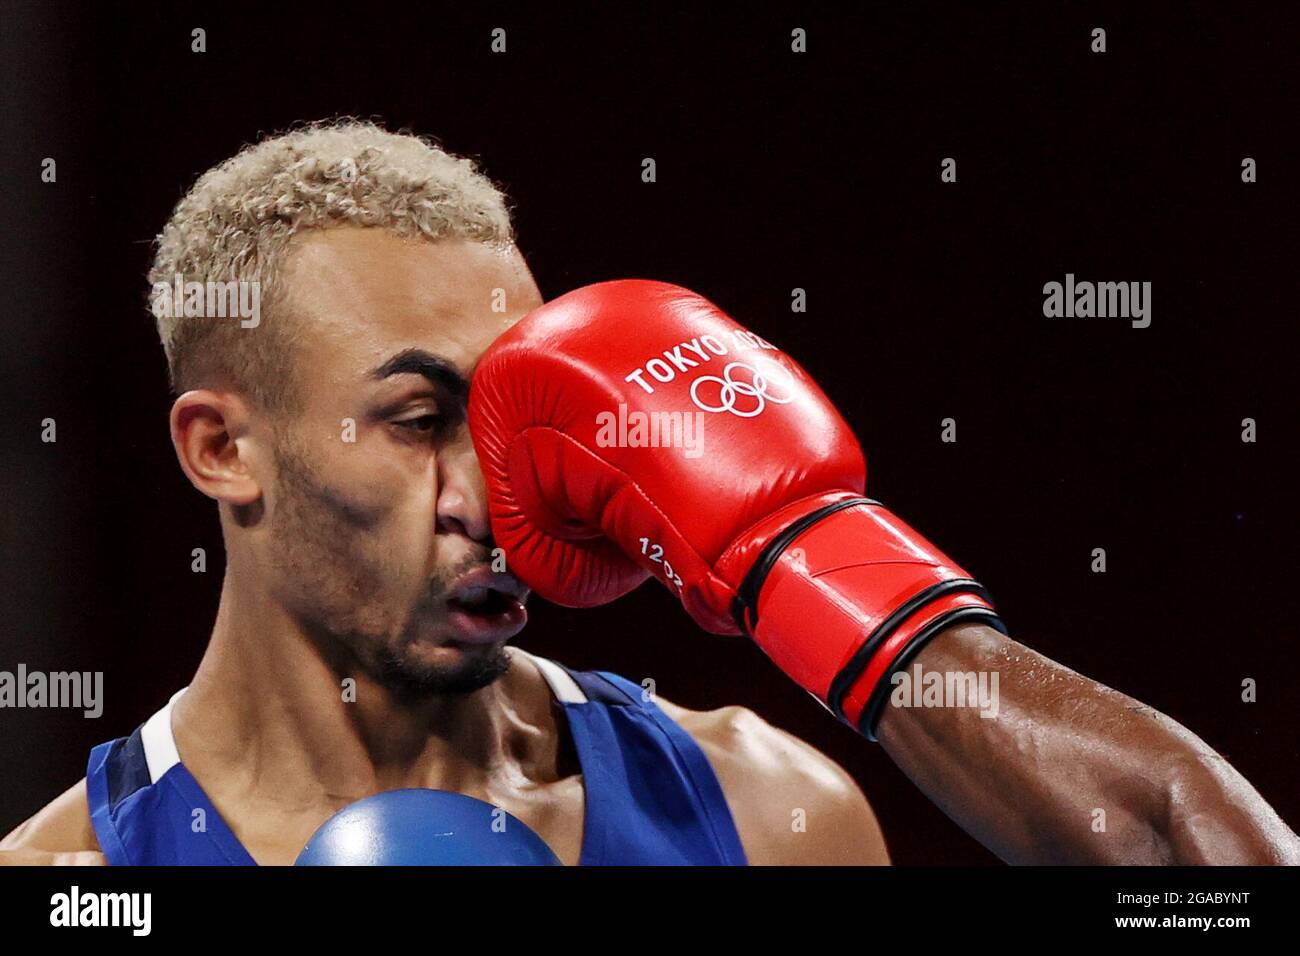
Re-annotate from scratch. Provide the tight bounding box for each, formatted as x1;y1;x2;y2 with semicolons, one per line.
443;568;530;642
447;585;520;618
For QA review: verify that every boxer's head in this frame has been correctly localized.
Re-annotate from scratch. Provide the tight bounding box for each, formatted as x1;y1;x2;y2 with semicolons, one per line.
151;121;542;698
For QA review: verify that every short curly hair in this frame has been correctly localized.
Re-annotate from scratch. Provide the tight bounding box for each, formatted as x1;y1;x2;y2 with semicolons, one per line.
148;119;515;410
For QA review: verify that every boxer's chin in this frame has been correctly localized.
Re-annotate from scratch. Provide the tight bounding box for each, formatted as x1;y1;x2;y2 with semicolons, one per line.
373;639;512;700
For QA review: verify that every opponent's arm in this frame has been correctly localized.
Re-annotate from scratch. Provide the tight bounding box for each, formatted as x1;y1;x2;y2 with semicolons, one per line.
878;622;1300;865
468;280;1296;866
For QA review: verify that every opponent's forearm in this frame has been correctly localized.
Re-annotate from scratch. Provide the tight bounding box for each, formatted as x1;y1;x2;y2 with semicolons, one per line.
876;623;1300;864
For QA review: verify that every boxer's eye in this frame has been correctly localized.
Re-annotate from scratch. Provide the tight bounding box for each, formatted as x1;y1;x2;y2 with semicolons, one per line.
394;413;444;435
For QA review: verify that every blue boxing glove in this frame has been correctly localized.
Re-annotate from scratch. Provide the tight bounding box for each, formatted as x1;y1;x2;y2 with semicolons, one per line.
295;789;562;866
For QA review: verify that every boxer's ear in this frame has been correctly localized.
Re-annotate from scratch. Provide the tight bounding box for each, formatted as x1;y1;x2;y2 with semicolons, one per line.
169;389;261;506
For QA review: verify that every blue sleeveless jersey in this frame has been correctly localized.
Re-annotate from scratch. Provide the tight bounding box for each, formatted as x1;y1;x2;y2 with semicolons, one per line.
86;655;747;866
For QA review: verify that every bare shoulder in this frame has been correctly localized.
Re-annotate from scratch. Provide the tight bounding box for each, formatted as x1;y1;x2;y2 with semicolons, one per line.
655;695;889;865
0;780;106;865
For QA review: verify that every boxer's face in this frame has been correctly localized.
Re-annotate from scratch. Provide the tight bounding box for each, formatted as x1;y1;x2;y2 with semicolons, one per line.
257;228;543;698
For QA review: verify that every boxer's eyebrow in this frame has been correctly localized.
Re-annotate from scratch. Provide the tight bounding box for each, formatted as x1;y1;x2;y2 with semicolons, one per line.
370;349;469;403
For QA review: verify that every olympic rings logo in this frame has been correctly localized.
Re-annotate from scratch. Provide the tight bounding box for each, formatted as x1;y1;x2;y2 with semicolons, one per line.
689;360;797;418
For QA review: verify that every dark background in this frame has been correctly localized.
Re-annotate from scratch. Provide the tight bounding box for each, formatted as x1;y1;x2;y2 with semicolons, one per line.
1;0;1296;864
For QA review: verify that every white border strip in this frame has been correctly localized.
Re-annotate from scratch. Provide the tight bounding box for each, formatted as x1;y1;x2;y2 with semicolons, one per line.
139;687;186;783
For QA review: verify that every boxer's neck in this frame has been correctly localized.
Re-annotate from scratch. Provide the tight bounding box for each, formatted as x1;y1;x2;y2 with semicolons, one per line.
171;574;562;815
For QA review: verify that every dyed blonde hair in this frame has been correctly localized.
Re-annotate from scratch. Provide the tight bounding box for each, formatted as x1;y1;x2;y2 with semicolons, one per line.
148;119;514;409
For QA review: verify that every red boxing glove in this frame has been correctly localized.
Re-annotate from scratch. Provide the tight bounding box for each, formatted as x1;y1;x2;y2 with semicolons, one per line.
469;280;1004;738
